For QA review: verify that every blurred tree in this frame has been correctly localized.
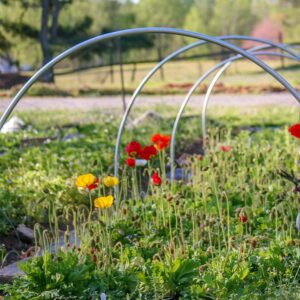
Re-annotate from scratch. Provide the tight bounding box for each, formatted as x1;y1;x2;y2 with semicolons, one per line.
184;0;215;35
136;0;189;27
1;0;299;80
135;0;192;72
211;0;257;36
0;0;92;82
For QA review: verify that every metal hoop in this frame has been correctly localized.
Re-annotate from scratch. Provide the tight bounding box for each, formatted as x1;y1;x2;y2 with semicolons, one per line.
201;51;300;149
170;50;300;180
0;28;299;186
113;36;300;178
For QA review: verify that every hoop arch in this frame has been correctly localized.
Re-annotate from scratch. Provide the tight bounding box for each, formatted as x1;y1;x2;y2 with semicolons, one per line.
0;27;299;182
170;50;300;180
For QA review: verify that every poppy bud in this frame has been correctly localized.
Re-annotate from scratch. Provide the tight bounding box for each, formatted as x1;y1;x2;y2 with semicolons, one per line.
151;172;162;186
220;145;231;152
270;208;276;220
169;240;175;255
126;157;136;167
166;193;173;202
288;239;296;246
239;214;247;223
240;243;245;254
92;254;97;263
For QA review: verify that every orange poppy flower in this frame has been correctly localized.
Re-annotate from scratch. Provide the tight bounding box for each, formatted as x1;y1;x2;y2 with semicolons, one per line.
151;133;171;151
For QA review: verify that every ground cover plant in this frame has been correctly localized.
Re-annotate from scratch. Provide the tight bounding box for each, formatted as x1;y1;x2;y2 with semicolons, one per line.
0;106;300;299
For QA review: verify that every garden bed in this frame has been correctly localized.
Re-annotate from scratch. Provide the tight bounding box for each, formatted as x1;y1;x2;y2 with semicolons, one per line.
0;106;299;299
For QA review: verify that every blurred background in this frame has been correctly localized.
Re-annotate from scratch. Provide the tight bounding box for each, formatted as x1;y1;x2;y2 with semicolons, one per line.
0;0;299;100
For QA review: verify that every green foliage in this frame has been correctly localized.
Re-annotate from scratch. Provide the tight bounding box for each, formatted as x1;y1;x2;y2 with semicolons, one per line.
1;250;97;299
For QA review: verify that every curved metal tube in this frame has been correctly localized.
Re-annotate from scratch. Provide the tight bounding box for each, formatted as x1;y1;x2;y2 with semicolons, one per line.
113;37;300;177
170;50;300;180
0;27;299;177
202;62;231;150
201;50;300;149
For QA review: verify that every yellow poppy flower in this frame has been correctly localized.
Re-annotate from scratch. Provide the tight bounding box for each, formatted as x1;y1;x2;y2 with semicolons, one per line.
94;195;114;208
76;173;96;188
103;176;119;187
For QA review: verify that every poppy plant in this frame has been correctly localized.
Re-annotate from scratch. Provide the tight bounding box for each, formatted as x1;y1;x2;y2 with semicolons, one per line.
289;123;300;139
94;195;114;208
76;173;98;190
140;145;157;160
126;141;142;157
126;157;136;167
152;172;162;186
151;133;171;151
103;176;119;187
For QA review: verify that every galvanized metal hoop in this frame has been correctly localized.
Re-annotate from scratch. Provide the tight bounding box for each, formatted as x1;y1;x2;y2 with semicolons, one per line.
0;28;299;187
113;36;300;179
170;49;300;180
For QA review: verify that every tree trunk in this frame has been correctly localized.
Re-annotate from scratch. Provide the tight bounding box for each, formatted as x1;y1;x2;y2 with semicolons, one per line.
117;38;126;113
157;35;164;81
50;0;61;41
40;0;54;83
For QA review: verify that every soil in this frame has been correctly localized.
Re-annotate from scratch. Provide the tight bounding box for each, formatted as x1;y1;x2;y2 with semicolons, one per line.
0;232;34;267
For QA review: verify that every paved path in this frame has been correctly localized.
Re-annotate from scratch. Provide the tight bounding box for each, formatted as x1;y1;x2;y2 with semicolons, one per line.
0;93;297;112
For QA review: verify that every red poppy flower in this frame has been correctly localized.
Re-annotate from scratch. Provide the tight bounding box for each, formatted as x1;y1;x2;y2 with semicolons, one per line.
152;172;162;186
239;214;247;223
151;133;171;151
289;123;300;139
140;145;157;160
87;178;100;191
125;141;142;157
220;145;231;152
126;157;136;167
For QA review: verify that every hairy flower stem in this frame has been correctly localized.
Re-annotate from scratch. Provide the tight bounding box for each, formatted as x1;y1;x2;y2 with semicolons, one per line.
167;202;173;242
88;192;93;222
214;184;228;250
131;168;139;202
